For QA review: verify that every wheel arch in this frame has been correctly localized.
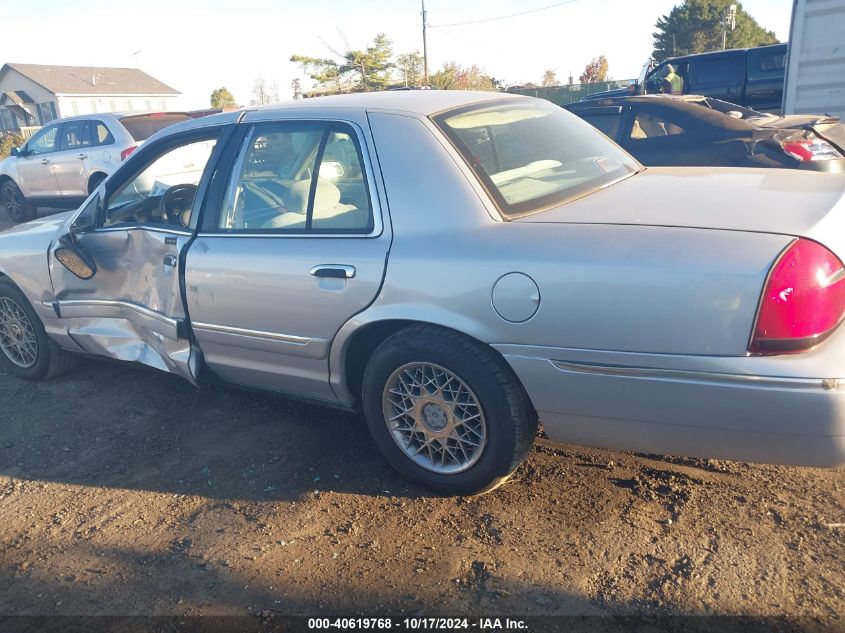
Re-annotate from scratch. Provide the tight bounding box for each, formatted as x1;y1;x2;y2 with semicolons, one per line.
334;316;536;418
87;171;108;194
0;174;15;190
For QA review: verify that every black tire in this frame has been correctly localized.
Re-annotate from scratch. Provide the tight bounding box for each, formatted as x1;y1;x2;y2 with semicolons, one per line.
1;180;36;223
361;325;537;495
88;172;107;195
0;280;78;381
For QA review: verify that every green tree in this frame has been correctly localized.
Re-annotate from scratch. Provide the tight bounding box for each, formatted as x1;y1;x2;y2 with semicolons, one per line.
429;62;496;91
653;0;778;60
0;132;24;159
210;87;236;109
291;33;394;94
579;56;609;84
396;51;424;87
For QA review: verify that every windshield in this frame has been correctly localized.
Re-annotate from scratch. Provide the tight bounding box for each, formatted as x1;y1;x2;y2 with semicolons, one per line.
118;113;190;141
433;99;639;217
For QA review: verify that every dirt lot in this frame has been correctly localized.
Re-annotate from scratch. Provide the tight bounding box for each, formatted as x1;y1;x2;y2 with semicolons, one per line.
1;210;845;630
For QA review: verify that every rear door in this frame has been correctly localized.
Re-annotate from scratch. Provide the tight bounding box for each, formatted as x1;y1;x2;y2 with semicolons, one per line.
687;52;744;102
52;120;94;198
184;111;391;402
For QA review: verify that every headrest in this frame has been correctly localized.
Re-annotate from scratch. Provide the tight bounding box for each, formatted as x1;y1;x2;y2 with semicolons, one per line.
282;178;341;214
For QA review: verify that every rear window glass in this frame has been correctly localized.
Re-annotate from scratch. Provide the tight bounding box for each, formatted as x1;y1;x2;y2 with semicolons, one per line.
758;52;785;72
433;99;638;217
119;114;190;141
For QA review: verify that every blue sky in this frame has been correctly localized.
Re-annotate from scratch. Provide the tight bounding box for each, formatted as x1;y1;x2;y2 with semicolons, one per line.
4;0;794;108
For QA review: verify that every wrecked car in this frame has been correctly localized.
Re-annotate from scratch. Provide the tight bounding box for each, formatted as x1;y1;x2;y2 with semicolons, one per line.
1;91;845;495
566;94;845;172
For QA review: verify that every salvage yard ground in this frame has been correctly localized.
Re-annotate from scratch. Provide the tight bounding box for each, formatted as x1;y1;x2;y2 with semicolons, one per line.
0;211;844;629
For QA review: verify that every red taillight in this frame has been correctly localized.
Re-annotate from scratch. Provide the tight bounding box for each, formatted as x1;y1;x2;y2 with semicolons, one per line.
120;146;138;161
750;239;845;354
782;137;843;162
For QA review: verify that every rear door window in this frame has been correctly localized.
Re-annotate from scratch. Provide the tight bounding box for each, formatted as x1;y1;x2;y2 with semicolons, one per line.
59;121;93;150
218;122;374;233
691;56;734;86
118;113;191;142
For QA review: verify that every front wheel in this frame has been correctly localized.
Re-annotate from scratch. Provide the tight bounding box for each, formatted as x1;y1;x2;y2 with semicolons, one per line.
362;325;537;495
0;280;77;380
1;180;36;223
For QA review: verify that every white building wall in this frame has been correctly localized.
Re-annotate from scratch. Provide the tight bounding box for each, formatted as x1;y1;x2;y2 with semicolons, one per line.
55;94;181;116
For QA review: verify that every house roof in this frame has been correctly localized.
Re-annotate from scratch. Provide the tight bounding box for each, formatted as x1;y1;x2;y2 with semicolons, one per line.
1;63;180;96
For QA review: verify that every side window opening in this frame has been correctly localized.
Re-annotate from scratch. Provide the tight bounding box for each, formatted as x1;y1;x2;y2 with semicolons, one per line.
218;123;374;233
60;121;93;151
26;125;59;155
630;112;685;139
103;136;218;229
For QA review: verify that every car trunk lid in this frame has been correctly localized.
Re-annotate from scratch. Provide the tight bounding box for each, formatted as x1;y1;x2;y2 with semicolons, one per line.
750;114;845;152
517;166;845;252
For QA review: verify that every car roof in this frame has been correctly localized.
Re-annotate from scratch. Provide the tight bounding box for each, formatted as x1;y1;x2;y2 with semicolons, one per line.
160;90;529;136
250;90;524;116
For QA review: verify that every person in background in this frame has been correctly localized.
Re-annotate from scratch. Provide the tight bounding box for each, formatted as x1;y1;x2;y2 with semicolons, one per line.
662;64;684;95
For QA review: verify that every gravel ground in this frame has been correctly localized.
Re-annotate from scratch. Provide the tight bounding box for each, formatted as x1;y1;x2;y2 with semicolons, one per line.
1;208;844;631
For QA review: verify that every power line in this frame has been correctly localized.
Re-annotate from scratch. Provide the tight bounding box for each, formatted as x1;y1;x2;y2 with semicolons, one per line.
429;0;577;28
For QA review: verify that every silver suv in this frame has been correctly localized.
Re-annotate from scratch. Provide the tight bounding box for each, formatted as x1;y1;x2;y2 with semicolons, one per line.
0;112;190;222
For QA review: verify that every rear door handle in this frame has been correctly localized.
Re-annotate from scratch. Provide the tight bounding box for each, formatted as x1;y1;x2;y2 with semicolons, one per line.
310;264;356;279
77;153;88;160
40;158;50;165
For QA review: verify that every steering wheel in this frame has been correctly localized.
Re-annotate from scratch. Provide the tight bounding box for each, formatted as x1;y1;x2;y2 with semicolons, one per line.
159;184;198;228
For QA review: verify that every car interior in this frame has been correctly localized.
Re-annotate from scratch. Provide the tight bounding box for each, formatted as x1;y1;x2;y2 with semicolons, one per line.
444;106;634;209
103;140;217;229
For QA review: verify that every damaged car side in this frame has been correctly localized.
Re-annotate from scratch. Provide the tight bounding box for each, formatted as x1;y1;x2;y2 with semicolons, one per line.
1;91;845;496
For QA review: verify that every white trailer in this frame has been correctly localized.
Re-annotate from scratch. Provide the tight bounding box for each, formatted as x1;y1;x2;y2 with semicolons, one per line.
783;0;845;117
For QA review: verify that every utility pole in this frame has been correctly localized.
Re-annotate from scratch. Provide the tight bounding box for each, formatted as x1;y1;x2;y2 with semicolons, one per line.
722;3;737;50
421;0;429;86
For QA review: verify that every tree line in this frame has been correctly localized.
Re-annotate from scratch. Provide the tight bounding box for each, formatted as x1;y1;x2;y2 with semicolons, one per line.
209;0;780;106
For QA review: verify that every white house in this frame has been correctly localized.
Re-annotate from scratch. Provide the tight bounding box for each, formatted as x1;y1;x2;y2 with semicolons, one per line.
0;63;180;132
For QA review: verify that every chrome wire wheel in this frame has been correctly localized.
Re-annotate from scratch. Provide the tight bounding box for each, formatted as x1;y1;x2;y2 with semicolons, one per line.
0;297;38;368
382;362;487;474
2;184;23;221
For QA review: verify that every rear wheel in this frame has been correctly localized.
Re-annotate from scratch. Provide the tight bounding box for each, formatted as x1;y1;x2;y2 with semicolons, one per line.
1;180;36;223
0;280;77;380
361;325;537;495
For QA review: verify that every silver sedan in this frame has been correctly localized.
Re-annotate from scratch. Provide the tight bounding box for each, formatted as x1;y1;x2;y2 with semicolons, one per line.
1;91;844;495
